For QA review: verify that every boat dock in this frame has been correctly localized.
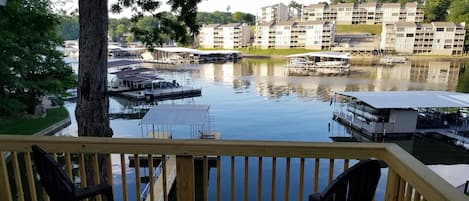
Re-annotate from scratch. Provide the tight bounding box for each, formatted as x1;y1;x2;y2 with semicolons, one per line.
285;52;351;75
118;87;202;100
332;91;469;145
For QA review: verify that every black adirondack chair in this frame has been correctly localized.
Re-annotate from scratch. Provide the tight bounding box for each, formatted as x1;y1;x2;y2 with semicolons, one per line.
32;145;114;201
308;160;381;201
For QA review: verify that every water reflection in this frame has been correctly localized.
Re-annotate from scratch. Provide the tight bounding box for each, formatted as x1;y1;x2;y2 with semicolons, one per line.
192;59;467;101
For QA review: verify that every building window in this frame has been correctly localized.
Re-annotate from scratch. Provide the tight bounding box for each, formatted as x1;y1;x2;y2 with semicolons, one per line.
392;13;398;16
444;45;452;49
446;28;454;32
338;8;344;11
406;33;414;37
346;8;352;11
408;13;415;16
444;39;452;43
436;28;444;32
397;27;405;32
397;33;405;37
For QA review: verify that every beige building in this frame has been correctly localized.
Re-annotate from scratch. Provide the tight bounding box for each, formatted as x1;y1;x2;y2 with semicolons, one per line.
301;2;424;24
254;20;335;50
257;3;290;24
380;22;466;55
199;23;251;49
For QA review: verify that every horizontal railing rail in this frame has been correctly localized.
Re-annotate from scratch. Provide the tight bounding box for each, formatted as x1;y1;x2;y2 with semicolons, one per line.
0;135;466;201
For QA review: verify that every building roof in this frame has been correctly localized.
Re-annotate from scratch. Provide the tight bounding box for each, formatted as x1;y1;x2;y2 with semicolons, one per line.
140;104;210;125
287;52;351;59
432;22;457;28
331;3;354;8
405;2;418;7
221;23;242;28
358;2;377;8
395;22;417;28
296;20;327;25
305;3;327;9
336;91;469;109
258;21;275;27
203;24;220;28
382;3;402;8
276;21;296;26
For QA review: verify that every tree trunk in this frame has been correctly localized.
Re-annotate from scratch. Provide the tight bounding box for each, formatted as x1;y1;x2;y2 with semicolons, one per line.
77;0;113;200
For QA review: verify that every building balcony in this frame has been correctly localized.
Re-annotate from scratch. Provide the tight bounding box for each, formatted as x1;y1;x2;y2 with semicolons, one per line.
0;135;466;201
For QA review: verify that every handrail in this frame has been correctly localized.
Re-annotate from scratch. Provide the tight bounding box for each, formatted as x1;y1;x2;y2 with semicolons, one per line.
0;135;466;201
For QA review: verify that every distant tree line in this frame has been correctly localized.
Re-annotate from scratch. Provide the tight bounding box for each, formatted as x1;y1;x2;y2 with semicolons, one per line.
59;11;255;42
196;11;255;25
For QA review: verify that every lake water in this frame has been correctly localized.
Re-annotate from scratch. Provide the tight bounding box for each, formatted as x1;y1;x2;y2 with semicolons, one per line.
58;58;469;201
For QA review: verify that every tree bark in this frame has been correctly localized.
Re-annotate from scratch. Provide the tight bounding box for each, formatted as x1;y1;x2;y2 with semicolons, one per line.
77;0;113;200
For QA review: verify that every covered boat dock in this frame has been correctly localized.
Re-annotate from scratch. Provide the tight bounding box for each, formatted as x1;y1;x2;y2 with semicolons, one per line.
141;47;242;64
286;52;351;75
333;91;469;143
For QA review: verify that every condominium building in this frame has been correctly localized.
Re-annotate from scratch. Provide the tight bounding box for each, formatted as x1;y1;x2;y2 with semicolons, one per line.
254;20;335;50
301;2;424;24
256;3;289;24
199;23;251;49
380;22;466;55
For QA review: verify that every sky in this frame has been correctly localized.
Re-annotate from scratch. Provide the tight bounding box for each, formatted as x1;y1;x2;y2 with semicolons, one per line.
62;0;325;18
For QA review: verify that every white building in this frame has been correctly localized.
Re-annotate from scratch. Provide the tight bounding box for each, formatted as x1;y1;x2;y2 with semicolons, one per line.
300;2;424;24
255;22;275;49
254;20;335;50
220;23;251;49
199;24;220;48
199;23;251;49
257;3;289;24
380;22;466;55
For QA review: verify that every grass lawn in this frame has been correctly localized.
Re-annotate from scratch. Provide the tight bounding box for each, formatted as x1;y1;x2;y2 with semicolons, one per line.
198;48;317;56
336;24;382;35
0;107;69;135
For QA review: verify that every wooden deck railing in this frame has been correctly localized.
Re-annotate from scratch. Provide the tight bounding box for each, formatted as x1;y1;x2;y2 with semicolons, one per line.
0;135;466;201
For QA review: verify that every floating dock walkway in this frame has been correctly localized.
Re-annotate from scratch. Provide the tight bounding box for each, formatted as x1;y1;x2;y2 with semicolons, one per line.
117;87;202;100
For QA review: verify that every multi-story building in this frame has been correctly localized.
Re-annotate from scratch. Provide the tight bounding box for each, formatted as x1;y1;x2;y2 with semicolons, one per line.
380;22;466;55
199;23;251;49
199;24;220;49
256;3;289;24
255;22;275;49
254;20;335;50
301;2;424;24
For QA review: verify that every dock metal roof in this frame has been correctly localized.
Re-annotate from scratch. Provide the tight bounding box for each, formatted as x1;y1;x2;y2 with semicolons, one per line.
336;91;469;109
287;52;351;59
141;104;210;125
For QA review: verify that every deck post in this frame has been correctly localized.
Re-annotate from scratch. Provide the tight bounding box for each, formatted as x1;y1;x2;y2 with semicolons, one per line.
176;155;195;201
385;168;400;201
0;152;12;201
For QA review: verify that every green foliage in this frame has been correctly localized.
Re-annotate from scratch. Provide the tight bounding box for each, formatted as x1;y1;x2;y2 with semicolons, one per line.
0;0;76;115
289;1;302;9
447;0;469;47
0;107;69;135
424;0;451;22
111;0;202;48
109;18;131;42
197;11;255;25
